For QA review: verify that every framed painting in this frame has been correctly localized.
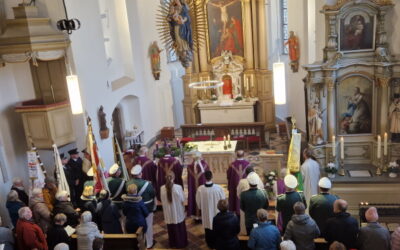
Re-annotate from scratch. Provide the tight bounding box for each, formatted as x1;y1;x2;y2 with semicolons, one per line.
339;10;376;52
206;0;244;59
337;76;373;135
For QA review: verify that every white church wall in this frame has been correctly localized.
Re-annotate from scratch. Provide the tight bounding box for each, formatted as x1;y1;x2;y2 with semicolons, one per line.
168;62;185;129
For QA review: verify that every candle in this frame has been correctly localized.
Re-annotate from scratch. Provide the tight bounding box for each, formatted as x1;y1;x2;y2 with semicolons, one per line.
228;134;231;144
176;138;180;148
384;132;388;156
332;135;336;157
156;142;159;150
340;137;344;160
377;135;381;159
223;136;226;146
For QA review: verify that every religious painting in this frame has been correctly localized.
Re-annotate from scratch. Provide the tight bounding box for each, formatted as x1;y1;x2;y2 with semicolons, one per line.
339;11;376;52
337;76;373;135
206;0;244;59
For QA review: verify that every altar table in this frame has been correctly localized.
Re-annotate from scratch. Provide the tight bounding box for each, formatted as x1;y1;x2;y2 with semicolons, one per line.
198;100;256;123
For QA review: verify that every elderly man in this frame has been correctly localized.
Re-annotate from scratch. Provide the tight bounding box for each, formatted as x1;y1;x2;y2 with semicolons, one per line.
248;209;281;250
357;207;391;250
227;150;250;215
284;202;320;250
309;177;339;237
16;207;48;250
134;146;157;184
107;164;126;207
126;165;156;249
0;216;14;250
325;199;359;249
277;174;307;234
196;170;225;248
11;177;29;205
240;174;269;235
53;190;80;227
30;188;52;233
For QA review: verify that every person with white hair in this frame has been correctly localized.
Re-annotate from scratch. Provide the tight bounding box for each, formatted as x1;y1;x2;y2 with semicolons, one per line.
6;190;24;227
0;216;14;250
47;213;70;250
11;177;29;205
134;146;157;185
54;243;69;250
107;163;126;207
76;211;103;250
357;207;391;250
187;151;209;219
53;190;79;227
30;188;51;233
280;240;296;250
15;207;48;250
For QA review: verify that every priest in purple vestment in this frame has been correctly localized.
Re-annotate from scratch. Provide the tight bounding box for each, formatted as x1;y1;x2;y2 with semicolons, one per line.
187;151;209;219
134;146;157;186
227;150;250;215
156;149;183;201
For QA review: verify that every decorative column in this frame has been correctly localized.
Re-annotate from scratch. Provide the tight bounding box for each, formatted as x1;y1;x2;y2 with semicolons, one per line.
377;77;390;137
257;0;268;69
324;14;338;61
243;0;254;69
326;75;336;141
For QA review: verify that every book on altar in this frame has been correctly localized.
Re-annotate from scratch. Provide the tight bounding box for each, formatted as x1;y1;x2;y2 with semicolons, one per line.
65;225;76;236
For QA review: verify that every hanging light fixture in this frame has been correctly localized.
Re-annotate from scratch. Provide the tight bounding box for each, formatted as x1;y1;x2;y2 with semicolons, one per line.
66;75;83;114
57;0;81;34
273;1;287;105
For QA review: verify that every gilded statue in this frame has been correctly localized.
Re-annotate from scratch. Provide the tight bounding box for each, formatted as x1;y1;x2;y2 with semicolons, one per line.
149;41;162;80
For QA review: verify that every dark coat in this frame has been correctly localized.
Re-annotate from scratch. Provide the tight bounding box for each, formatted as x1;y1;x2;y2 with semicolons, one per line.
11;187;29;206
6;200;24;227
53;201;79;227
80;200;97;223
46;224;70;250
212;211;240;250
325;212;359;249
357;222;391;250
309;193;338;237
284;214;320;250
96;199;123;234
122;195;149;233
277;191;307;233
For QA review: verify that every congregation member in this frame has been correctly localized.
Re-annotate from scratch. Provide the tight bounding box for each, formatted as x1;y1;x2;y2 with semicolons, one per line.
107;163;126;207
76;211;103;250
280;240;296;250
187;151;209;219
309;177;339;237
227;150;250;215
126;165;156;248
0;216;14;250
6;190;24;227
357;207;391;250
16;207;48;250
240;174;269;235
47;213;70;250
96;190;123;234
392;226;400;250
329;241;346;250
30;188;51;233
67;148;85;205
92;237;104;250
42;176;58;212
196;170;225;248
134;146;157;184
277;174;307;233
212;199;240;250
80;186;97;222
122;184;149;233
11;177;29;205
157;148;184;200
248;208;281;250
54;243;69;250
53;190;80;227
300;148;321;203
237;166;264;235
61;153;76;204
284;202;320;250
160;172;188;248
325;199;359;249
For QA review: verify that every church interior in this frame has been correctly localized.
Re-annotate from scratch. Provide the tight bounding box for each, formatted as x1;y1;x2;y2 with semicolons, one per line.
1;0;400;249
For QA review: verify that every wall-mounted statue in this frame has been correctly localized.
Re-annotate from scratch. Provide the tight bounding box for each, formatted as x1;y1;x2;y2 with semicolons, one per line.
389;93;400;142
98;105;109;139
285;31;300;73
149;41;162;80
308;97;324;145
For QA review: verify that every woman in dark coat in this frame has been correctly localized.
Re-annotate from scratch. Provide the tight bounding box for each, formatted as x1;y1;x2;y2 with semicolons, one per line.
47;213;70;250
96;190;122;234
212;199;241;250
6;190;24;227
53;191;80;227
122;184;149;233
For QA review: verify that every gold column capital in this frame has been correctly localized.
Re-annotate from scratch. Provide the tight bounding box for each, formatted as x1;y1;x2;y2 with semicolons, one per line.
326;78;336;91
375;77;390;87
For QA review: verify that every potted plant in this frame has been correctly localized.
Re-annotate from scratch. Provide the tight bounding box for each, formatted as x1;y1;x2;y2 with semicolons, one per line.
388;161;399;178
325;162;338;178
264;171;277;200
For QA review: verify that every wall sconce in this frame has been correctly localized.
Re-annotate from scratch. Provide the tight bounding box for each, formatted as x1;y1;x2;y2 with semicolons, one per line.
273;62;287;105
57;0;81;34
66;75;83;114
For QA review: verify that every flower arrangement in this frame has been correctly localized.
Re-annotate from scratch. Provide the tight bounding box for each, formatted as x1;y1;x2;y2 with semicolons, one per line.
183;142;198;153
210;94;218;101
264;171;277;198
388;161;400;173
234;95;243;101
324;162;338;174
154;146;181;159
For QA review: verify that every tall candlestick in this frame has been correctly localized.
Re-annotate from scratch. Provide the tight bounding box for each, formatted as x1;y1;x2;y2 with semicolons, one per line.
384;132;388;156
228;134;231;144
377;135;381;159
340;137;344;160
223;136;226;146
332;135;336;157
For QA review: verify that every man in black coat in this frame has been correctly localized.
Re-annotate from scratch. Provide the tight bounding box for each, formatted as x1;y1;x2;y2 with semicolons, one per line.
212;199;240;250
67;148;84;205
11;177;29;205
325;199;359;249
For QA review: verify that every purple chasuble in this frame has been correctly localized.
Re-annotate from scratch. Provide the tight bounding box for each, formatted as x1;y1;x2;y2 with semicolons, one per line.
187;159;209;217
156;156;183;200
135;156;157;185
227;159;249;215
277;179;285;232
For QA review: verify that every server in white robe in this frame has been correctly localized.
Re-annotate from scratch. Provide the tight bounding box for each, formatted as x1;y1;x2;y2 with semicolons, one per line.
237;166;264;235
196;170;225;248
160;172;188;248
301;149;321;204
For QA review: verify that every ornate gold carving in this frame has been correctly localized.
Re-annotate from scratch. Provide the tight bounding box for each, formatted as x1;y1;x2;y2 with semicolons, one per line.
324;0;393;11
326;78;336;90
375;77;390;87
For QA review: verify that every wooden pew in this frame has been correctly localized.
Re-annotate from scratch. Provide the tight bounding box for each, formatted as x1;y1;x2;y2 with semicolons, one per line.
70;227;145;250
238;235;328;250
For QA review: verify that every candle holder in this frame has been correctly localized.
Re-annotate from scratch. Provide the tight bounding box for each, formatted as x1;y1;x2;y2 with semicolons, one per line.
223;145;228;150
376;157;382;176
338;159;345;176
382;155;388;173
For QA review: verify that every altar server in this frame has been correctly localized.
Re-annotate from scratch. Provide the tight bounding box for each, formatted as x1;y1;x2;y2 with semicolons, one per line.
196;170;225;248
300;148;320;203
227;150;250;215
156;148;183;200
187;151;209;219
107;164;126;207
134;146;157;185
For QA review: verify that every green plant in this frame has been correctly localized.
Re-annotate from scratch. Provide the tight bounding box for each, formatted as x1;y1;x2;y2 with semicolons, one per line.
234;95;243;101
154;146;181;158
183;143;198;152
324;162;338;174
